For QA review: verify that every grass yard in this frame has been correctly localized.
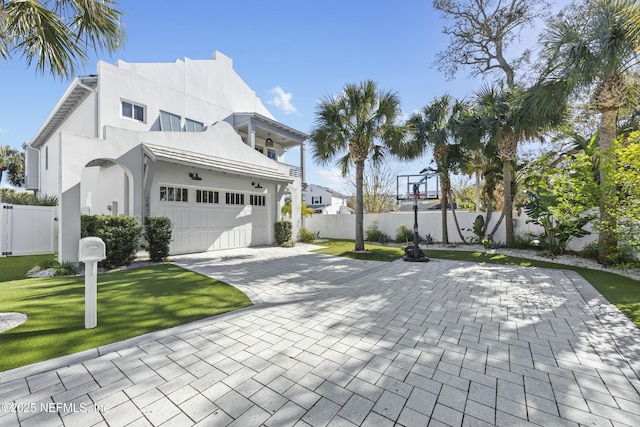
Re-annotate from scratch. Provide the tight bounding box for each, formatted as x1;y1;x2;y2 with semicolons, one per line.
314;240;640;327
0;254;56;282
312;239;406;262
0;263;252;372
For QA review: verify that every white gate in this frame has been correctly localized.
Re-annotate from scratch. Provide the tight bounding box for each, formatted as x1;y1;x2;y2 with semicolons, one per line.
0;204;57;256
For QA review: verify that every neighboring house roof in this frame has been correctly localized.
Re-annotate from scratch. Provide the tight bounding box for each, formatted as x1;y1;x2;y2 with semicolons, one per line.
30;75;98;148
396;201;443;211
144;143;293;182
303;183;349;199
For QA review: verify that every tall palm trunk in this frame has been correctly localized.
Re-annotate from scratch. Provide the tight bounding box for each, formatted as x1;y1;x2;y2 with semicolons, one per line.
598;108;619;264
440;171;450;244
354;159;365;251
503;159;514;245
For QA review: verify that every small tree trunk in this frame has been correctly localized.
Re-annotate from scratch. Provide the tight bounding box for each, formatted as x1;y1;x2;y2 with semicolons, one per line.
355;160;365;251
475;171;481;212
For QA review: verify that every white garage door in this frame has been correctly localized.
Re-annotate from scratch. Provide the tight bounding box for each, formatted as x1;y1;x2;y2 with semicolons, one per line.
157;186;269;254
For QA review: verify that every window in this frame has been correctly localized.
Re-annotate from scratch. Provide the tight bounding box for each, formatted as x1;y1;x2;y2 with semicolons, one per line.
122;101;145;122
159;110;182;131
311;196;323;204
267;149;277;160
250;195;266;206
160;186;188;202
196;190;219;204
255;146;264;154
45;146;48;170
225;192;245;205
185;118;204;132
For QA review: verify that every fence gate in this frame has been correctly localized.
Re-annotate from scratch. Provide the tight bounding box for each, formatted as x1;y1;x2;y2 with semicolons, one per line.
1;204;57;257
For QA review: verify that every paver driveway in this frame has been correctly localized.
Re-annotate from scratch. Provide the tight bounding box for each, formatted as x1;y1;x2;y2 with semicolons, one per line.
1;244;639;427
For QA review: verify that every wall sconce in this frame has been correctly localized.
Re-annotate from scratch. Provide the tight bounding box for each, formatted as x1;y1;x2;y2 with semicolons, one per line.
265;133;274;148
189;172;202;181
252;181;263;189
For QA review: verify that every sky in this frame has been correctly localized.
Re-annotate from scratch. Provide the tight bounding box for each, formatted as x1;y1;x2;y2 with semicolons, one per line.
0;0;567;193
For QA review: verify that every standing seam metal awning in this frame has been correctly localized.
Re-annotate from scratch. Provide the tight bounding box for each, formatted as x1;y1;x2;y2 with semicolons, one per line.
143;143;293;183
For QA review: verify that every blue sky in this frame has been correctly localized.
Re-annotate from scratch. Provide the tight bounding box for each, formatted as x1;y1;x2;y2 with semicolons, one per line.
0;0;562;192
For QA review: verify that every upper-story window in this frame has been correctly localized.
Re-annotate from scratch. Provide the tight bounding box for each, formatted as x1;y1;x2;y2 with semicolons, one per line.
122;100;145;122
159;111;182;131
267;149;277;160
185;118;204;132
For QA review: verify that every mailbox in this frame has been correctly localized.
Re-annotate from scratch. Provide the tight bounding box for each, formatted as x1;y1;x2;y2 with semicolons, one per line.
78;237;106;263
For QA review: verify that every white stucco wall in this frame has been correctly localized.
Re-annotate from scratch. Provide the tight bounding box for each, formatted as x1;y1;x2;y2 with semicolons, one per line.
305;211;597;251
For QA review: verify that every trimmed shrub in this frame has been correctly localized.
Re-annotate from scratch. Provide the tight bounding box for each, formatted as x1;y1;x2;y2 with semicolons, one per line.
298;227;316;243
145;216;173;262
366;220;383;242
275;220;292;246
395;224;414;243
81;215;142;269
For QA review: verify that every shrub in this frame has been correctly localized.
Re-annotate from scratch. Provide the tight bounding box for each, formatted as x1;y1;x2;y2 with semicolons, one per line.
395;224;414;244
366;220;383;242
581;241;600;260
54;261;79;276
144;216;173;262
298;227;316;243
38;258;59;270
81;215;142;269
275;220;292;246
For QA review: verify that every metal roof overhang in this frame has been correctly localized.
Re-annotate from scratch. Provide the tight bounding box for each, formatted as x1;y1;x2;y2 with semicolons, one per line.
143;143;293;183
30;76;98;148
232;112;308;149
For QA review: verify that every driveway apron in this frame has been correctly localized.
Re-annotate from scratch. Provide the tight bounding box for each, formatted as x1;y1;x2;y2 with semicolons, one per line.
1;244;639;427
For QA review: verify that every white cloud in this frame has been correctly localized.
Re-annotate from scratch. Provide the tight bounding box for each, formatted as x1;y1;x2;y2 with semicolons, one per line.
268;86;298;115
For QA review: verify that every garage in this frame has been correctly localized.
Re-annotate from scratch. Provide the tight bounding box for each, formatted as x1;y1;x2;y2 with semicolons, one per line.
157;184;270;254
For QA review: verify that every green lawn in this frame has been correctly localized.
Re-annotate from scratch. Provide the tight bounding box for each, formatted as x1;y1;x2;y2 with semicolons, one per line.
0;263;252;372
0;254;57;282
314;240;640;327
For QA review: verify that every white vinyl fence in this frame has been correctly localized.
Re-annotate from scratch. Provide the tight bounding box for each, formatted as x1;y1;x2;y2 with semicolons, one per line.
305;210;596;251
1;204;57;257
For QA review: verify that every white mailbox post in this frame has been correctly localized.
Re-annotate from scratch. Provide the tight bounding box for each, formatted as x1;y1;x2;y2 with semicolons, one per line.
78;237;106;329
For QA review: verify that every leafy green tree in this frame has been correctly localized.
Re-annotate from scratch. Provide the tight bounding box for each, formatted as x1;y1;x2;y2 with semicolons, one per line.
522;154;598;255
1;0;126;78
600;131;640;261
534;0;640;263
309;80;406;251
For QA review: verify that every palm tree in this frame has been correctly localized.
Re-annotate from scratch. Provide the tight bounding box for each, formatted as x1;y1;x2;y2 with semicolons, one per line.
467;84;566;245
399;95;468;244
535;0;640;263
309;80;406;251
0;144;20;184
1;0;126;78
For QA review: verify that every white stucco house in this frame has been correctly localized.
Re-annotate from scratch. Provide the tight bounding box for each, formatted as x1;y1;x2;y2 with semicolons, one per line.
303;184;351;215
24;51;307;262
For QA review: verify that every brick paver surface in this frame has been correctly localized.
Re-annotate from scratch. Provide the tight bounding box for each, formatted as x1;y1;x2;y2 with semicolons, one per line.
1;244;639;426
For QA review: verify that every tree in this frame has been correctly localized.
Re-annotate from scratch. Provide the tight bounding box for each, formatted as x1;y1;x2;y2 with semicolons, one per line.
399;95;468;243
433;0;549;88
281;200;314;220
467;84;565;244
1;0;126;78
0;144;22;185
347;160;398;214
309;80;406;251
534;0;640;263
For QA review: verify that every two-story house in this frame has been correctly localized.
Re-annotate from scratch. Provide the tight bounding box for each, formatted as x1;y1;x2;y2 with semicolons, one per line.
24;51;307;261
303;184;350;214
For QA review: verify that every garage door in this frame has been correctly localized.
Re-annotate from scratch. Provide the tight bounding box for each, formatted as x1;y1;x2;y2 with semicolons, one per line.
157;185;270;254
